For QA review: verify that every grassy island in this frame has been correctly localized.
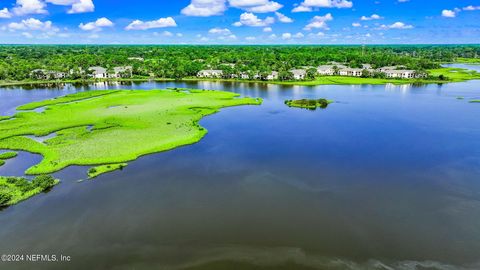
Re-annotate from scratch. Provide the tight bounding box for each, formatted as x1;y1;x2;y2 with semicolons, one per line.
0;89;261;177
88;163;128;179
0;175;58;207
0;152;18;160
470;100;480;103
285;99;333;110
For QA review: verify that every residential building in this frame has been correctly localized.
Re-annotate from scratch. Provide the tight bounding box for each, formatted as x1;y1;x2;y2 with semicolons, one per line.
89;67;108;78
317;65;335;76
197;70;223;78
112;66;133;78
267;71;279;80
290;69;307;80
30;69;66;80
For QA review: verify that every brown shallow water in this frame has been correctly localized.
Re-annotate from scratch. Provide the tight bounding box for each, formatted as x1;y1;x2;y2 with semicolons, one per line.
1;72;480;269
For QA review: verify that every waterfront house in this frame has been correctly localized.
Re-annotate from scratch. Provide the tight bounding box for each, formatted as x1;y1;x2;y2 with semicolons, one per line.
317;65;335;76
267;71;279;80
384;70;419;79
30;69;66;80
197;70;223;78
112;66;133;78
290;69;307;80
89;67;108;79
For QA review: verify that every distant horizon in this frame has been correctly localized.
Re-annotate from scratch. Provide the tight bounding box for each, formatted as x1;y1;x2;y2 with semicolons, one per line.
1;43;480;46
0;0;479;44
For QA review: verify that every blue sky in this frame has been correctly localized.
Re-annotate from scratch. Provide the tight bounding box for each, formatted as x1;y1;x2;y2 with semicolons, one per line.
0;0;479;44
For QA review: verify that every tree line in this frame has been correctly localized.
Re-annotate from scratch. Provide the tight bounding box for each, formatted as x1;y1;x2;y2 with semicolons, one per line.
0;45;478;81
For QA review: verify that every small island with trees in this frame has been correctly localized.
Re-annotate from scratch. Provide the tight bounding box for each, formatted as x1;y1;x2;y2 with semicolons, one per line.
285;98;333;110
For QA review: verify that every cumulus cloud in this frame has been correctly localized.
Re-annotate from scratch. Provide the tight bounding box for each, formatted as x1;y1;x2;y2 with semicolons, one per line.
181;0;227;16
233;12;274;27
208;27;232;35
441;6;478;18
229;0;282;13
282;32;292;39
441;9;457;18
361;14;382;20
263;27;272;32
275;12;293;23
45;0;94;13
303;13;333;30
0;8;12;18
79;17;114;31
293;0;352;13
8;18;58;32
125;17;177;30
463;5;480;11
352;22;361;27
13;0;47;15
380;22;413;29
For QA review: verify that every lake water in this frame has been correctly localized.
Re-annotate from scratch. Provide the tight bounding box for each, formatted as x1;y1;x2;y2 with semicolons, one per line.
1;67;480;270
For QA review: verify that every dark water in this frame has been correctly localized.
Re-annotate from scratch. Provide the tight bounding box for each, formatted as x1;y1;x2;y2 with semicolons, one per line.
1;68;480;269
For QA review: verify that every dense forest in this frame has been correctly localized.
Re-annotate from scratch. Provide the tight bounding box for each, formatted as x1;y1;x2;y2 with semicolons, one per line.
0;45;479;81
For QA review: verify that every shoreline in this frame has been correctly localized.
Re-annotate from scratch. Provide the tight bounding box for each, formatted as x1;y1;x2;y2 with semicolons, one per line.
1;67;479;88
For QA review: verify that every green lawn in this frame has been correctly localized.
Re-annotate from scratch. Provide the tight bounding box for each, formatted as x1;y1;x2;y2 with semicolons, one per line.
0;89;261;176
428;67;480;82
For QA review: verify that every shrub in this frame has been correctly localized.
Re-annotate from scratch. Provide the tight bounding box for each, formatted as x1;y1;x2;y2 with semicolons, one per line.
32;175;56;190
0;192;12;206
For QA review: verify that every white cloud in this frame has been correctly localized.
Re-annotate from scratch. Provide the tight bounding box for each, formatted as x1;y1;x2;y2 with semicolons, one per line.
230;0;282;13
263;26;272;32
282;32;291;39
275;12;293;23
208;27;232;35
21;32;33;38
233;12;274;27
45;0;94;14
463;5;480;11
181;0;227;16
79;17;114;31
293;0;352;13
360;14;382;20
245;36;256;40
303;13;333;30
292;5;312;12
441;9;456;18
8;18;58;32
0;8;12;18
69;0;94;13
293;32;304;38
125;17;176;30
352;22;361;27
245;1;282;12
13;0;47;15
380;21;413;29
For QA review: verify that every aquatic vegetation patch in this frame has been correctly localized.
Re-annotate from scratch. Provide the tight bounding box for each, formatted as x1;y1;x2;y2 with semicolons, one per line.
470;100;480;103
0;175;59;206
88;163;127;179
285;99;333;110
16;90;120;111
0;89;261;176
0;152;18;160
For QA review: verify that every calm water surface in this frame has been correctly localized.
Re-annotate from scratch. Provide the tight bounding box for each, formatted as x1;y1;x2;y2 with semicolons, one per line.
1;68;480;269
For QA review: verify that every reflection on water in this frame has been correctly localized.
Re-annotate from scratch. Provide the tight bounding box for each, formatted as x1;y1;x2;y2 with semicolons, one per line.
1;69;480;269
